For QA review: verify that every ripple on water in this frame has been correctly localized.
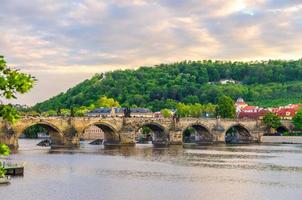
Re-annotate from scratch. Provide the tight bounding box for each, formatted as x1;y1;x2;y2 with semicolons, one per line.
3;139;302;200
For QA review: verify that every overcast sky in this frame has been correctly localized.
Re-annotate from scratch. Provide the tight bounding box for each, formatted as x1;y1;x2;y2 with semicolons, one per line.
1;0;302;106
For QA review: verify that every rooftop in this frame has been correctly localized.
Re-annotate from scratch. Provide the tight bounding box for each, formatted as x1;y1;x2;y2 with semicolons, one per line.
88;107;152;114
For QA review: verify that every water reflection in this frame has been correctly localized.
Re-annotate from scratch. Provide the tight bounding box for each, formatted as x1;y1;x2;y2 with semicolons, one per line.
46;142;302;173
2;139;302;200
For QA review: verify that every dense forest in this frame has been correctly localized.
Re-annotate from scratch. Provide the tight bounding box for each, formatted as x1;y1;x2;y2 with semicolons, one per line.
34;59;302;112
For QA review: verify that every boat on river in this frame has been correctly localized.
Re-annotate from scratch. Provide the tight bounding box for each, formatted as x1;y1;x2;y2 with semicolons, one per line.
37;139;52;147
3;162;24;176
5;165;24;176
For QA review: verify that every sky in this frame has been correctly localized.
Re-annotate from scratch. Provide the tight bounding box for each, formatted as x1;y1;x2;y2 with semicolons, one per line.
1;0;302;106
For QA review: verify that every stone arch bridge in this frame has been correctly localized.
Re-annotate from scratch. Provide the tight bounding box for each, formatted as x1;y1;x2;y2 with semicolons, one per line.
0;117;294;149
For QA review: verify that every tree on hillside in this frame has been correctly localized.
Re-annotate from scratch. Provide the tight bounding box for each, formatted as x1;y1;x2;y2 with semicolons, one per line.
57;107;61;116
45;110;57;117
190;103;203;118
203;103;217;117
161;108;172;118
263;112;281;134
174;102;217;118
183;95;199;104
98;96;120;108
292;109;302;130
74;106;90;117
0;56;35;123
175;103;191;117
61;109;71;117
216;96;236;118
33;59;302;112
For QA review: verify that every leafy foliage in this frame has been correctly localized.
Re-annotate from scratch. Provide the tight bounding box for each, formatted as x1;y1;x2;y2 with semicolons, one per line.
263;112;281;129
0;104;20;123
98;96;120;108
0;166;6;178
74;106;91;117
0;143;10;156
33;59;302;112
161;109;172;118
216;96;236;118
141;126;152;135
0;143;10;178
292;109;302;130
60;109;71;117
23;125;48;138
175;103;216;117
0;55;35;122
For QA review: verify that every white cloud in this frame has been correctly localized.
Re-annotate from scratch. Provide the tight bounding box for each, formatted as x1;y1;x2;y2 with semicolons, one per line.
0;0;302;105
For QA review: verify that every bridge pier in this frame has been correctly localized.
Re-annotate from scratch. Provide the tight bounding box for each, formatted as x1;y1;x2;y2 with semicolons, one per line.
52;136;81;148
215;130;227;143
119;131;136;145
252;131;263;143
169;131;182;145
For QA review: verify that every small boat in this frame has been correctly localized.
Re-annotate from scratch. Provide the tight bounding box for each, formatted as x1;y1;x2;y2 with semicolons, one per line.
4;163;24;176
89;139;104;145
37;139;52;147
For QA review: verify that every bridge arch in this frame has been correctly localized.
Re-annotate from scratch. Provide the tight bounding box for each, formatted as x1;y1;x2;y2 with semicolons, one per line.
135;122;169;145
183;123;214;144
276;125;289;135
81;122;120;144
225;123;253;144
20;121;64;145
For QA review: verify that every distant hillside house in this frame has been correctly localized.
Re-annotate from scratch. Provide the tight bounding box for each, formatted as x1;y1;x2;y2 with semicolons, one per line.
208;79;240;85
219;79;240;84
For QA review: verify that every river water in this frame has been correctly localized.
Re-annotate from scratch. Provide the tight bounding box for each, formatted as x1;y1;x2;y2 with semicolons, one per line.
1;139;302;200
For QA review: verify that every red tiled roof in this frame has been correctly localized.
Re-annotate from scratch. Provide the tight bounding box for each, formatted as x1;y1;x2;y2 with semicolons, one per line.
242;106;257;111
238;109;268;119
289;104;302;109
275;108;298;117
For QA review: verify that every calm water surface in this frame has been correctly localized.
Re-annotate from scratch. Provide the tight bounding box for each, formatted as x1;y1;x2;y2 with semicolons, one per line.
2;139;302;200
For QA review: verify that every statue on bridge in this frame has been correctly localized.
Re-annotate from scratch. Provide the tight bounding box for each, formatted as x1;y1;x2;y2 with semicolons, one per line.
124;107;131;118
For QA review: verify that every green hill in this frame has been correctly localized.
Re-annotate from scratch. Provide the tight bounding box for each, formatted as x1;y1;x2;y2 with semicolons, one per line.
34;59;302;111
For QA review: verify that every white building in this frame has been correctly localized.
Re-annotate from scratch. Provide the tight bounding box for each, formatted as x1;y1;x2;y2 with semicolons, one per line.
81;125;104;140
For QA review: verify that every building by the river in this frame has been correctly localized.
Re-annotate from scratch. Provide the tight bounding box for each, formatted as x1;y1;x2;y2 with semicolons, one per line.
236;98;302;120
86;107;153;118
81;125;104;140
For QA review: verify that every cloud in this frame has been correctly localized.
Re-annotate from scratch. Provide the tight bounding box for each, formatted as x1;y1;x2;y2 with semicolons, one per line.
0;0;302;105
